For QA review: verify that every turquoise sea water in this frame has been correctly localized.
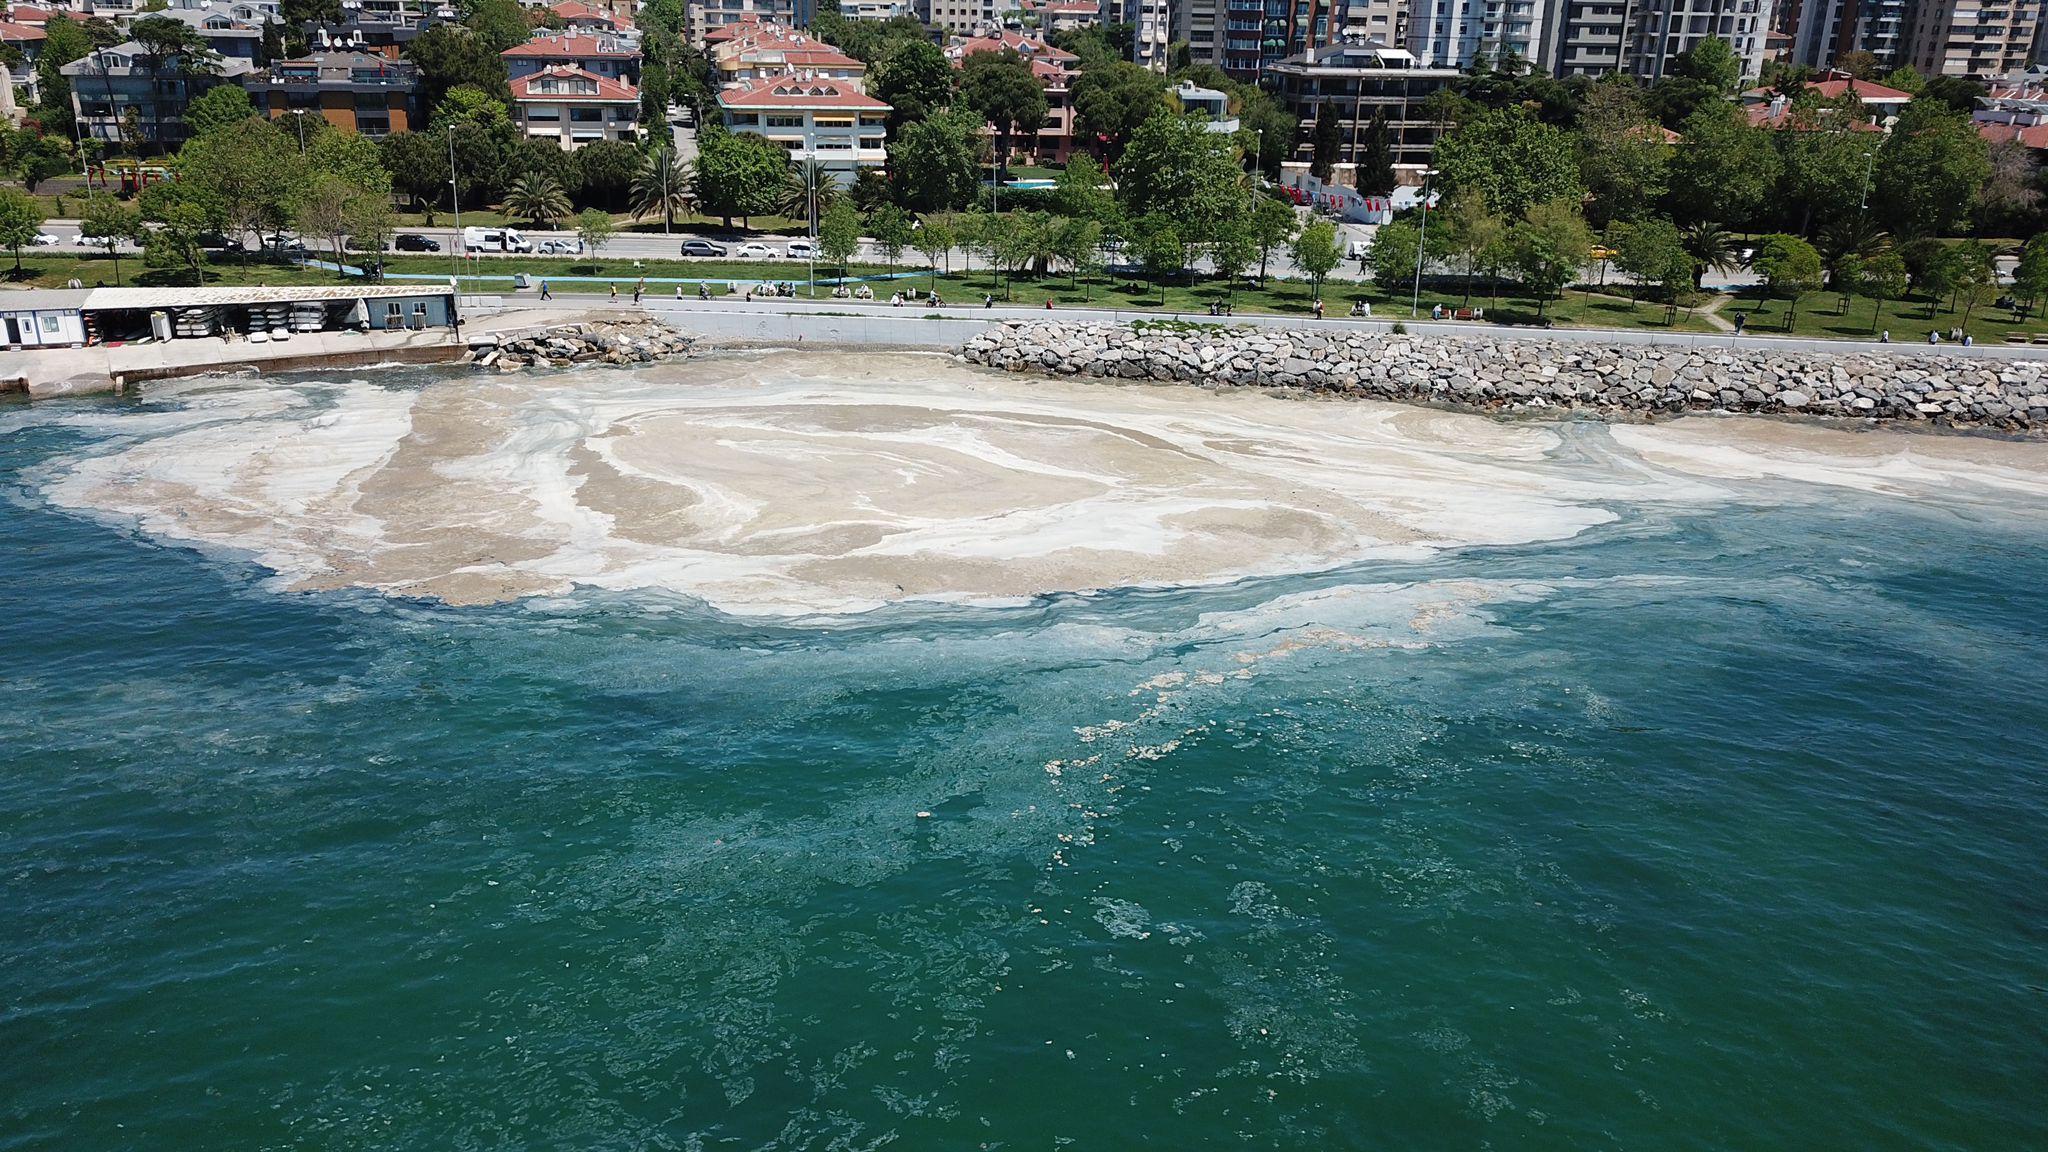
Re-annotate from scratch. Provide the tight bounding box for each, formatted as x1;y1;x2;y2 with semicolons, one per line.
3;386;2047;1151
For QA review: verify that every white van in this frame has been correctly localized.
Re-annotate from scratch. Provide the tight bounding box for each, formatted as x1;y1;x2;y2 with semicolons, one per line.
461;227;533;253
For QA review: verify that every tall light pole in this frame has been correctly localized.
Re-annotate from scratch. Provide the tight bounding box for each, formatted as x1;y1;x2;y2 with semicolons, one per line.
1252;126;1264;187
290;108;307;156
447;122;463;331
806;149;817;298
1410;166;1436;319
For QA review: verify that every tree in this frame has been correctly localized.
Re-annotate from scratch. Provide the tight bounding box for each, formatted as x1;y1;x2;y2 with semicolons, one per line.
461;0;533;53
176;116;303;259
1131;212;1183;303
1576;81;1668;228
1433;106;1581;221
1898;235;1952;317
13;133;74;193
307;129;391;193
183;84;253;136
575;207;615;259
1978;138;2042;235
1309;104;1341;181
79;191;140;285
1946;240;1996;328
1366;217;1420;294
1250;195;1295;283
818;197;861;275
1666;101;1781;228
630;146;692;231
129;15;219;153
504;170;572;227
1113;112;1243;245
1352;111;1394;196
1751;233;1823;330
1611;216;1693;307
958;50;1047;174
293;173;356;265
915;215;955;291
871;39;955;134
1209;214;1255;295
1873;102;1992;238
1672;36;1741;94
1860;248;1908;334
1054;215;1102;291
1440;189;1505;304
1291;216;1342;302
343;190;395;266
693;126;785;226
0;187;44;274
137;179;221;284
379;130;451;215
1778;102;1877;236
1052;152;1115;221
869;203;912;272
404;24;511;120
777;159;840;232
886;104;984;211
2014;232;2048;318
571;139;639;211
1072;61;1168;160
1508;198;1594;321
1915;75;1987;116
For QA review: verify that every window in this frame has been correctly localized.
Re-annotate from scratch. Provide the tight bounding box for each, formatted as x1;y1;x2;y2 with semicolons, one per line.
766;113;803;126
571;107;602;121
526;107;560;119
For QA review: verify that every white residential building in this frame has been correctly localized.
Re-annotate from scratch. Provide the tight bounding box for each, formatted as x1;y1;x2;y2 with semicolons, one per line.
1788;0;1907;69
717;74;889;186
508;63;639;148
1407;0;1546;68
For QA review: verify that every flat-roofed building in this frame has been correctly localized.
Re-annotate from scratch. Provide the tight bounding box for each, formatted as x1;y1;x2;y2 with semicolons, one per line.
244;51;418;135
1267;39;1460;179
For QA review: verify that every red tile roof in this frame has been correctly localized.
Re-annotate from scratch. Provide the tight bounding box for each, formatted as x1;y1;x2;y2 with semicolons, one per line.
5;4;50;23
509;64;638;102
718;75;889;111
1978;120;2048;149
1740;71;1912;105
705;16;772;42
0;17;44;39
550;0;632;27
502;28;640;58
1744;102;1885;131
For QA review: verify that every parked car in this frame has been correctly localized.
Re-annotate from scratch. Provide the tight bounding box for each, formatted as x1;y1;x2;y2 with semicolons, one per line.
32;232;62;247
785;239;817;259
537;238;582;254
735;242;776;259
461;226;533;253
681;239;729;257
393;233;441;252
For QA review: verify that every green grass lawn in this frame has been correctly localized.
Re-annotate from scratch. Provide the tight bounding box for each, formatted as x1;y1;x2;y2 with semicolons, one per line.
1722;287;2040;345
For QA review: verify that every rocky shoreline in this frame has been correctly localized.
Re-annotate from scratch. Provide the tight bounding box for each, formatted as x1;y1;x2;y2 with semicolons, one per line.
962;321;2048;433
467;319;694;372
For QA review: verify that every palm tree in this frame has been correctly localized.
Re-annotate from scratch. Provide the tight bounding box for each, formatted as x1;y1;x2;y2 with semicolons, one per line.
1682;221;1739;290
503;171;571;229
776;160;839;233
629;146;692;232
1817;216;1890;314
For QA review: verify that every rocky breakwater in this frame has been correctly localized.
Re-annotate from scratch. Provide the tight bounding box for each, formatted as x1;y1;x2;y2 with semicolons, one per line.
468;319;694;372
962;321;2048;433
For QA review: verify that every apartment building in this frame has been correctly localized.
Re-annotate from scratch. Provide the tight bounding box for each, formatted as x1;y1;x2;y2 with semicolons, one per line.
710;21;866;85
1120;0;1171;70
924;0;1000;35
1032;0;1104;31
1406;0;1545;68
1;17;44;107
716;74;889;185
244;50;417;135
688;0;805;44
308;0;450;60
839;0;913;16
550;0;634;33
61;43;254;149
1787;0;1907;69
1267;39;1461;176
1623;0;1774;80
160;0;276;64
1904;0;2046;79
509;63;639;147
502;28;641;83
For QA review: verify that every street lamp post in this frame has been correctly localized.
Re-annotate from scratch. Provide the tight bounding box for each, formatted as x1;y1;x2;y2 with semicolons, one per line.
1410;167;1437;319
1252;127;1263;186
807;151;817;298
290;108;307;156
447;123;463;335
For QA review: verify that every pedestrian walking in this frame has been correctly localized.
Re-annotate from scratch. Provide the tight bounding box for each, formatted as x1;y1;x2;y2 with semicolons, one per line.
539;280;551;300
609;283;618;301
